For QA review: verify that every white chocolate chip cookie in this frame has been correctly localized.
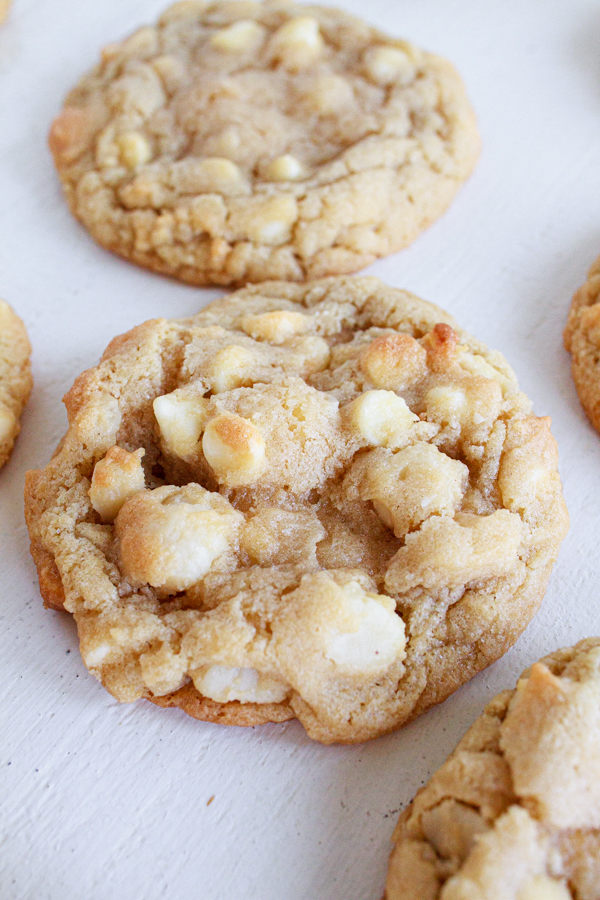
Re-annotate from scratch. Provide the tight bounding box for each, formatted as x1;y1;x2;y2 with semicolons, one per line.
48;0;479;287
24;277;567;744
385;638;600;900
564;253;600;435
0;300;32;470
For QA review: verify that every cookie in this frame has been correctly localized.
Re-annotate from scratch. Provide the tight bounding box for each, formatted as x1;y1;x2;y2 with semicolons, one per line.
564;253;600;434
24;277;567;744
0;0;11;24
48;0;479;287
0;300;32;470
385;638;600;900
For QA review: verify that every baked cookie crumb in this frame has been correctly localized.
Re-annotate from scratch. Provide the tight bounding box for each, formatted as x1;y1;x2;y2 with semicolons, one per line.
25;277;567;743
49;0;479;286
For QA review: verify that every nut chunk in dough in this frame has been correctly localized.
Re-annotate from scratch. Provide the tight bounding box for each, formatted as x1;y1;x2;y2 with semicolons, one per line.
116;484;243;592
24;276;568;744
385;638;600;900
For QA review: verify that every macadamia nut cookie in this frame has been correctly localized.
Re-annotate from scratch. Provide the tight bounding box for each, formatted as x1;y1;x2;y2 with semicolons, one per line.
385;638;600;900
564;253;600;434
0;301;32;470
25;277;567;743
48;0;479;287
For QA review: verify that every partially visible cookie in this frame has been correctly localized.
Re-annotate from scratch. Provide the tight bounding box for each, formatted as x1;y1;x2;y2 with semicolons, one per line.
48;0;479;287
0;300;32;469
24;277;567;744
564;254;600;433
0;0;11;25
385;638;600;900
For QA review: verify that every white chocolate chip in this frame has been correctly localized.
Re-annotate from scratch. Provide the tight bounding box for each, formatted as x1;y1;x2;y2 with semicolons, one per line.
323;581;405;675
116;484;243;592
307;74;354;114
192;665;291;703
425;377;503;434
117;132;152;169
230;194;299;246
457;348;512;388
517;876;572;900
152;54;186;88
209;19;265;52
171;156;248;197
89;446;146;523
264;154;306;182
240;310;309;344
246;195;298;245
139;644;187;696
153;389;210;458
207;127;242;158
202;412;266;487
271;16;324;69
364;45;416;85
272;574;406;699
344;390;419;449
425;385;468;426
372;499;394;531
194;156;243;185
209;344;257;392
81;641;113;669
360;333;427;391
259;220;291;245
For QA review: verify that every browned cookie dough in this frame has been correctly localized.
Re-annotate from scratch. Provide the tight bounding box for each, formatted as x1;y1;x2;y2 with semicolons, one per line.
48;0;479;287
385;638;600;900
25;277;567;744
564;253;600;434
0;300;32;470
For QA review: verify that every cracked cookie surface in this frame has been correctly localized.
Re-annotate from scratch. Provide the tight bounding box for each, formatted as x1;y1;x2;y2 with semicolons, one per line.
48;0;479;287
385;638;600;900
0;301;32;470
24;277;567;744
564;253;600;435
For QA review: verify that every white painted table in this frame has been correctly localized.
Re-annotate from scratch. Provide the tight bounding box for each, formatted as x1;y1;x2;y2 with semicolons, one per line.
1;1;600;897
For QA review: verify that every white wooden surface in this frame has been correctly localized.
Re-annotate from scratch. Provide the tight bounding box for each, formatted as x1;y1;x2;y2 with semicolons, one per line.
1;1;600;897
